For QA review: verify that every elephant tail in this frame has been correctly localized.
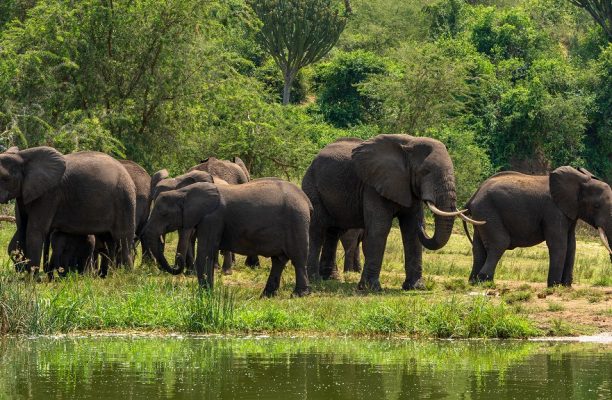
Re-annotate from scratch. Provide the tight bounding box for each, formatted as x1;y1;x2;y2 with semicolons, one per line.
462;219;473;244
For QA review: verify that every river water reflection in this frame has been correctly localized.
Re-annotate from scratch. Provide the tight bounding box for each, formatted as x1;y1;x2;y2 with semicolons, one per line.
0;336;610;399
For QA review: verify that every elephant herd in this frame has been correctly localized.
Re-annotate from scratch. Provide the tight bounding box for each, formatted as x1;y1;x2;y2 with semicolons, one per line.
0;134;610;296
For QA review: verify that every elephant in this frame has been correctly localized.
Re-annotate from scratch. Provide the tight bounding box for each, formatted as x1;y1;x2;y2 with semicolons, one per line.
143;179;312;297
0;146;136;277
189;156;250;184
302;134;482;291
150;170;225;273
189;156;260;269
319;229;363;276
49;231;95;276
463;167;612;287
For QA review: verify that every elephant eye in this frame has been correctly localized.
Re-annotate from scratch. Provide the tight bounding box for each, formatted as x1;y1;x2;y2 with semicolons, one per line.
594;203;600;209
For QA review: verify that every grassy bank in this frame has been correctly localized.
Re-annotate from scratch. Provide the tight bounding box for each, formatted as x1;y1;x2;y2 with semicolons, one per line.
0;222;610;338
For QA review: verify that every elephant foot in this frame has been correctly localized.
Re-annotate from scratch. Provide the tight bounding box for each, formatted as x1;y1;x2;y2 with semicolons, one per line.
292;286;311;298
321;270;341;281
245;255;260;269
222;268;233;276
357;278;383;292
184;269;196;276
350;265;362;273
261;288;278;298
471;273;494;285
402;278;426;291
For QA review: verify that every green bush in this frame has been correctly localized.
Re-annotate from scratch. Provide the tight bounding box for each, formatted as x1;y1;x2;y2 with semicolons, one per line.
313;50;388;127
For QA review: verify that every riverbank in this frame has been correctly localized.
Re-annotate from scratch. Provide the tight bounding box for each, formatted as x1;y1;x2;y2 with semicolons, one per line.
0;224;610;338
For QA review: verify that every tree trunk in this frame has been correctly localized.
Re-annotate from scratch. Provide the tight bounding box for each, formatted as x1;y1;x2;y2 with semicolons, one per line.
282;72;293;105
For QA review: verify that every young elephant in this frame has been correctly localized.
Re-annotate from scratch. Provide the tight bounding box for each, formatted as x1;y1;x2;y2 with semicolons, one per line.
143;180;312;297
49;232;95;276
464;167;612;287
150;170;218;273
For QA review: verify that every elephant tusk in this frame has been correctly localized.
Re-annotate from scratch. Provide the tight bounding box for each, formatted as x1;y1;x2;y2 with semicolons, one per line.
459;213;486;226
598;227;612;255
0;215;16;223
425;201;466;217
159;235;165;244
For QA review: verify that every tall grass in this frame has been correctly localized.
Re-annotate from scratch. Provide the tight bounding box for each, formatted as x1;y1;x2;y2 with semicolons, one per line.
0;222;609;338
183;286;236;332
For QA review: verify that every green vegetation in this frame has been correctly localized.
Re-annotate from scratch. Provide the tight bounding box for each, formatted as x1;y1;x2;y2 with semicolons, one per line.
1;223;610;338
0;1;610;339
0;0;610;199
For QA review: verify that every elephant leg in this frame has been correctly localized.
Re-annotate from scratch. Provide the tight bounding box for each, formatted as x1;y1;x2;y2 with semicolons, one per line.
475;246;506;283
24;227;46;277
306;220;325;281
473;225;509;283
245;254;260;269
546;234;568;287
319;228;341;280
340;229;363;272
262;255;288;297
195;244;216;289
222;250;233;275
561;228;576;286
398;213;425;290
195;224;222;289
186;232;197;274
358;209;394;292
175;229;193;273
42;235;51;276
291;255;310;297
469;231;487;283
118;238;133;269
341;234;356;273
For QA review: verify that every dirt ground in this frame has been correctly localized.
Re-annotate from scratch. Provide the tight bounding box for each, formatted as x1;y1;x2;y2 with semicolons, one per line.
465;279;611;334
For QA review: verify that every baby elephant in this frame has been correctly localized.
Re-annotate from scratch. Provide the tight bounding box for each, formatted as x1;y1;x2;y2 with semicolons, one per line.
49;231;95;276
464;167;612;287
143;179;312;297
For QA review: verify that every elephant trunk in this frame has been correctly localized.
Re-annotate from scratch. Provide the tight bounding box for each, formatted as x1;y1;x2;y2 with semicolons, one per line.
144;231;184;275
418;186;456;251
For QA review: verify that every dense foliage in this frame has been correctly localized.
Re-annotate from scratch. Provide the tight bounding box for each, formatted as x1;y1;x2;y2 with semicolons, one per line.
0;0;610;201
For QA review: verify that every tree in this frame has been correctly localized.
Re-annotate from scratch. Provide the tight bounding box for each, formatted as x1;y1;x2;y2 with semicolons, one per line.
249;0;352;104
313;50;387;127
359;43;468;135
568;1;612;41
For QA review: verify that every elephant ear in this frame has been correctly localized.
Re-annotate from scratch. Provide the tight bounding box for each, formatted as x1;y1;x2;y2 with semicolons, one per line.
550;166;590;220
351;134;412;207
150;169;169;198
19;147;66;205
182;183;221;229
233;156;250;181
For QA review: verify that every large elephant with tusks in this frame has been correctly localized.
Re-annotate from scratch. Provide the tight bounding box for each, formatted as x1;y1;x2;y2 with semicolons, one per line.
302;134;483;291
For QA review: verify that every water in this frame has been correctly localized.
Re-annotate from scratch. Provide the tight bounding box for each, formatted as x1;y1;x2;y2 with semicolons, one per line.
1;336;610;399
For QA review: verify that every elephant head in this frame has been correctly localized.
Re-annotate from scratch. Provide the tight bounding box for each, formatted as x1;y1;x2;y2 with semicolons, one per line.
352;134;481;250
0;146;66;205
550;166;612;256
143;182;221;275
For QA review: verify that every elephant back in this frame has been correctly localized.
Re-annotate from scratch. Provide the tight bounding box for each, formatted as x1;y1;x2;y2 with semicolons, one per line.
189;157;249;185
